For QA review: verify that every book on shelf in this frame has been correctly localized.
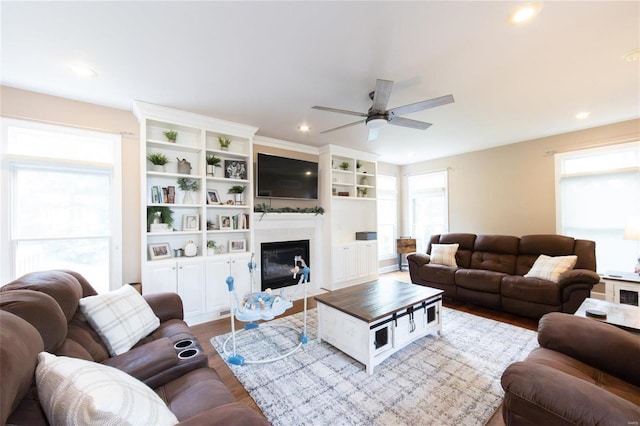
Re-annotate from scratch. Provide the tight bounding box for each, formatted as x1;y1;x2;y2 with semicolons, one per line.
150;185;176;204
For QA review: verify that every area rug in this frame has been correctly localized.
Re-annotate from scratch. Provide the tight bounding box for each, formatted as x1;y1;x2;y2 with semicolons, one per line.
211;308;538;426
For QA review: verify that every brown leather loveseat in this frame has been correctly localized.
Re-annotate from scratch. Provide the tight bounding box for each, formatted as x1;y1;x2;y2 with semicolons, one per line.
501;312;640;424
408;234;600;318
0;270;269;425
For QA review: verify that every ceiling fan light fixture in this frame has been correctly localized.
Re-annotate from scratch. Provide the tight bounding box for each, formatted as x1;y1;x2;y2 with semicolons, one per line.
366;117;387;130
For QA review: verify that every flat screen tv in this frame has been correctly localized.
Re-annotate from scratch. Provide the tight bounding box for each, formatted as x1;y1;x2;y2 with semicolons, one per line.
256;153;318;200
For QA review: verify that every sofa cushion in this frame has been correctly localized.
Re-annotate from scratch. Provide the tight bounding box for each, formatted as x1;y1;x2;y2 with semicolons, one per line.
516;234;577;275
430;243;458;266
524;255;577;282
501;276;561;305
36;352;178;425
469;235;519;274
429;233;476;268
79;285;160;356
455;269;505;293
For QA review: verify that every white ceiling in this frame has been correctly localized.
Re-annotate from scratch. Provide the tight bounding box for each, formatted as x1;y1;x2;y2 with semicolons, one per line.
2;1;639;165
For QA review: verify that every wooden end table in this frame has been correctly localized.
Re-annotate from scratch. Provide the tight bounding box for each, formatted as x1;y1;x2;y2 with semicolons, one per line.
315;280;443;374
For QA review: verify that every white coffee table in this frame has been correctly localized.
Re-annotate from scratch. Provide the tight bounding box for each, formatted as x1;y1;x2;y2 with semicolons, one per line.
315;280;443;374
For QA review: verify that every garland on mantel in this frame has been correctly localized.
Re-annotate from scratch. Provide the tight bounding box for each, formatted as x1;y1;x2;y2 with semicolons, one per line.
254;203;325;220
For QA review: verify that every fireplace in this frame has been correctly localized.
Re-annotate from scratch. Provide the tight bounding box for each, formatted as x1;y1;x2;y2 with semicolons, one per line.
261;240;310;291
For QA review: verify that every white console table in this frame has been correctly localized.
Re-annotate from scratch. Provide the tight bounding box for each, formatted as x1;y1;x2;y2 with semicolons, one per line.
602;272;640;306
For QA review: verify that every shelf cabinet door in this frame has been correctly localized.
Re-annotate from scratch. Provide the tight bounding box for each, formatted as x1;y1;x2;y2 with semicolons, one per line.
204;253;252;315
176;259;205;320
332;244;358;285
147;262;178;293
358;242;378;278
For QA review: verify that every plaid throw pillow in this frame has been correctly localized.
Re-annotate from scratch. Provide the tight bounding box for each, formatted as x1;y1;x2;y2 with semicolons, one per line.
524;254;577;282
430;243;459;267
36;352;178;425
79;284;160;356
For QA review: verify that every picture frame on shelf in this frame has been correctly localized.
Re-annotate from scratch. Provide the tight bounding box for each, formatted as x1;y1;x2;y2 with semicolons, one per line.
207;190;221;204
229;239;246;253
148;243;171;260
182;214;199;231
219;215;232;230
224;160;247;180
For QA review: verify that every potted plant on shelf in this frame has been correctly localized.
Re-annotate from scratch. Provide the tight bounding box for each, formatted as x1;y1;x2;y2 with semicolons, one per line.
357;187;368;198
163;130;178;143
339;161;350;171
147;152;169;172
228;185;245;205
207;240;217;256
146;206;173;232
177;177;200;204
218;136;231;150
206;154;222;176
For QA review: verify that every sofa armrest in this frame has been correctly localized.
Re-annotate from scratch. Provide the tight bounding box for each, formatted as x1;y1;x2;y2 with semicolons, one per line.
407;252;430;268
501;361;640;425
177;402;271;426
557;269;600;287
102;337;177;383
144;292;184;322
538;312;640;386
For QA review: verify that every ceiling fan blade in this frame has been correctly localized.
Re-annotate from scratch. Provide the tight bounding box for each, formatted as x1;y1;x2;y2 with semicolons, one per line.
388;116;432;130
368;127;381;141
387;94;454;117
320;119;365;134
371;79;393;113
312;106;367;118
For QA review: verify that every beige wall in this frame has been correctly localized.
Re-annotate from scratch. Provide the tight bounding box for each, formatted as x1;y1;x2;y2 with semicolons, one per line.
401;119;640;237
1;86;141;284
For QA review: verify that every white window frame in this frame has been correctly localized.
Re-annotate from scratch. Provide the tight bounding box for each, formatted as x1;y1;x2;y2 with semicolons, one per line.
377;174;398;260
1;118;122;290
555;141;640;274
407;170;449;253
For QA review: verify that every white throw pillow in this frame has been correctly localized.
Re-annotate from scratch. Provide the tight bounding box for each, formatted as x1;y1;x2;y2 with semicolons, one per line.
430;243;459;267
36;352;178;426
79;284;160;356
524;254;578;282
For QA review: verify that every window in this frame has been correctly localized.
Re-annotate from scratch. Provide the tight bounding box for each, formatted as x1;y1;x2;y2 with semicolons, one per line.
1;118;122;293
408;170;449;253
377;175;398;259
556;142;640;273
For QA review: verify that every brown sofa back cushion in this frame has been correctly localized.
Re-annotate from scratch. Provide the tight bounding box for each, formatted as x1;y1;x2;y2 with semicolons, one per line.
516;234;590;275
470;235;519;274
428;233;476;268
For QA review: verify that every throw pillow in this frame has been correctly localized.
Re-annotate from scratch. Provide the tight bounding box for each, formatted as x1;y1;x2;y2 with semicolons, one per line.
36;352;178;425
524;254;578;282
78;284;160;356
430;243;459;267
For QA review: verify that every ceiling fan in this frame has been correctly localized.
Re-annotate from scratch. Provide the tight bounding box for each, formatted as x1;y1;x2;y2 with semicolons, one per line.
312;79;454;141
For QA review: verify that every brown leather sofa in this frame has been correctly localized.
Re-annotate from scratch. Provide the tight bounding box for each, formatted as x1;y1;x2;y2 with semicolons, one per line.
501;312;640;424
408;234;600;318
0;270;269;425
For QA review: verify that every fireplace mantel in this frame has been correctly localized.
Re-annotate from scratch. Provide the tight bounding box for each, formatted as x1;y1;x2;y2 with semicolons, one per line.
253;213;324;230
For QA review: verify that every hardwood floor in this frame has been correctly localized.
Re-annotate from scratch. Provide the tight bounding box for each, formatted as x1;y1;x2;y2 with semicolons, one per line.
189;271;538;420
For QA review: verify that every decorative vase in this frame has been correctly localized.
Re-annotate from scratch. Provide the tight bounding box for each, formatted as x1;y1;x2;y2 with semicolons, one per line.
152;164;165;172
233;193;243;205
183;191;193;204
184;240;197;257
206;165;215;176
207;248;215;256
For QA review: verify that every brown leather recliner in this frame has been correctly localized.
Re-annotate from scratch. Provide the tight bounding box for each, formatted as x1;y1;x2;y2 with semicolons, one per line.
0;270;270;425
501;313;640;425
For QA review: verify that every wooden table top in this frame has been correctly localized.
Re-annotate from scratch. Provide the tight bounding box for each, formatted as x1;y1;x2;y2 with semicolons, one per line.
574;298;640;332
314;280;443;323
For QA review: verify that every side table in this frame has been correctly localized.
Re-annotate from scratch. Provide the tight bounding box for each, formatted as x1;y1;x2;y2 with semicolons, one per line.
396;238;416;271
574;298;640;334
602;272;640;306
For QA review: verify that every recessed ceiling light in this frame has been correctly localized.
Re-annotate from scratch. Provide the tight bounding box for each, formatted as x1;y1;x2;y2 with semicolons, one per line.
69;64;98;78
575;111;590;120
623;49;640;62
507;3;543;25
298;125;311;132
